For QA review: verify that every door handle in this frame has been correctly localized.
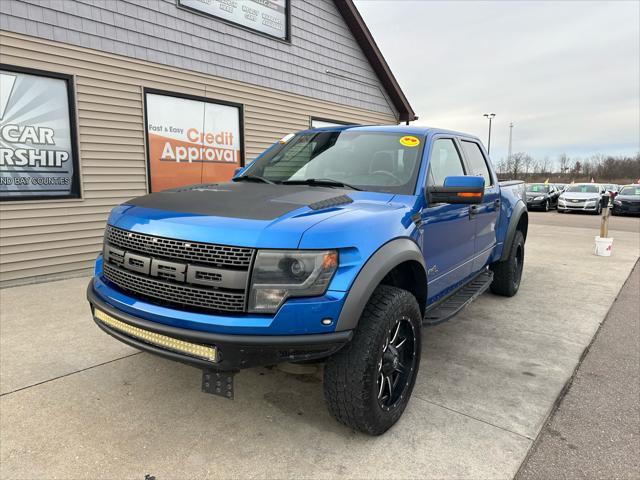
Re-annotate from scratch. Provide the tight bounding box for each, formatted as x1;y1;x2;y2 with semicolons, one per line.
469;204;478;219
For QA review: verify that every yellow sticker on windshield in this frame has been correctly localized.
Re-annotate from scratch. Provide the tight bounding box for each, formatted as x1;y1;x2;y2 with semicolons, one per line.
399;135;420;147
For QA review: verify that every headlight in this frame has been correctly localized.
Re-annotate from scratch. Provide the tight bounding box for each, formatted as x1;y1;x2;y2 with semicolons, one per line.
614;200;622;205
248;250;338;313
534;196;544;201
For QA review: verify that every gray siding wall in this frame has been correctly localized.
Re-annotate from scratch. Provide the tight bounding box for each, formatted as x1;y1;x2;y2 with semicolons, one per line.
0;0;398;118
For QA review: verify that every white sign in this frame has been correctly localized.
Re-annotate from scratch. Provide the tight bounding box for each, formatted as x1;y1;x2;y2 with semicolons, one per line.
146;93;242;191
311;119;353;128
179;0;288;40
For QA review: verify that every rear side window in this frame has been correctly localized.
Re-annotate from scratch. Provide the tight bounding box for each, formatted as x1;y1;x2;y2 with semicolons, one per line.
427;139;465;186
461;140;492;187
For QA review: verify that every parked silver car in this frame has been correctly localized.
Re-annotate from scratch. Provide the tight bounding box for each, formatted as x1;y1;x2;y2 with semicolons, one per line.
558;183;607;214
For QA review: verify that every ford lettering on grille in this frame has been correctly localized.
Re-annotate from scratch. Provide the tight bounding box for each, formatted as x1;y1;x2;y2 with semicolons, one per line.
101;230;253;313
104;244;247;289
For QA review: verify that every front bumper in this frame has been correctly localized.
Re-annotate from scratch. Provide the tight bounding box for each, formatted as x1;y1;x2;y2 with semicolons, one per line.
558;200;599;212
526;198;546;209
612;203;640;215
87;282;352;371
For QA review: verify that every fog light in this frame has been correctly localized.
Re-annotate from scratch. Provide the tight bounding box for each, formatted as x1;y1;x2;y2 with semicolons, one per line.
321;318;333;326
94;309;216;362
250;288;288;313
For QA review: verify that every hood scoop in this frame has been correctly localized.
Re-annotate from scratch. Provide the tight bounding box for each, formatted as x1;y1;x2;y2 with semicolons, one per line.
308;194;353;210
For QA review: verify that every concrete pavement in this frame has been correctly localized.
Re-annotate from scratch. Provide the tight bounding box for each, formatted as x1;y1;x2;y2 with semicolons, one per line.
517;262;639;480
1;214;638;479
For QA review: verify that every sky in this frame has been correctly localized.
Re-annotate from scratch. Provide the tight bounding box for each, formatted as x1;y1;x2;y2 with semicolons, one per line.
355;0;640;165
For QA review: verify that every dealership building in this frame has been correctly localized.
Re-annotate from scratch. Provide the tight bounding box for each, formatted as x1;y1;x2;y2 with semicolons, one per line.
0;0;415;286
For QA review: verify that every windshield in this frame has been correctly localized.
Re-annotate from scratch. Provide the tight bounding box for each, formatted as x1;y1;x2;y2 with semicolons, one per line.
526;184;549;193
242;131;425;194
566;184;599;193
619;186;640;195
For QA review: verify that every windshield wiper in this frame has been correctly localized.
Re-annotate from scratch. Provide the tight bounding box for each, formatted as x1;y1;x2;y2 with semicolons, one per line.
232;174;274;185
282;178;362;191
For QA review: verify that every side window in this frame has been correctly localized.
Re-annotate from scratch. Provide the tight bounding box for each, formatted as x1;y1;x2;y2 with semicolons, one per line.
461;140;493;187
427;138;465;187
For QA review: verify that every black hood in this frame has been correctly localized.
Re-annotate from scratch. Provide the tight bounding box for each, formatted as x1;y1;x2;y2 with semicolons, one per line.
126;182;354;220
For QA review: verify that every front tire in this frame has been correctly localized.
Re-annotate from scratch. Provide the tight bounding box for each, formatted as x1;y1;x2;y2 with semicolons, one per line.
593;203;602;215
490;230;525;297
323;285;421;435
544;200;549;212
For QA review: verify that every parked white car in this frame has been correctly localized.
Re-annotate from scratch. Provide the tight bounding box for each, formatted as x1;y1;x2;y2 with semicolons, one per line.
558;183;607;214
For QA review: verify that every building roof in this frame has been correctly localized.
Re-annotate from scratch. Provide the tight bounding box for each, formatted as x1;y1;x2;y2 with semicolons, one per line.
333;0;417;123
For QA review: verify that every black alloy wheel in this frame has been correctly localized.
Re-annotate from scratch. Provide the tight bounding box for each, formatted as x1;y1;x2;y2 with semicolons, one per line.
376;317;418;411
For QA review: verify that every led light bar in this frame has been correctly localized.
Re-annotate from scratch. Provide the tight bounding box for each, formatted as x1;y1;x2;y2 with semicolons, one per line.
94;309;216;362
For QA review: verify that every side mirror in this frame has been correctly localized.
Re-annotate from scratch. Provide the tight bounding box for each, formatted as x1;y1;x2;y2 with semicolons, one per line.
426;175;485;205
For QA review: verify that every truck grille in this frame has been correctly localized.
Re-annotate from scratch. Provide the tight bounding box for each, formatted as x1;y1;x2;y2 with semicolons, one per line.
106;226;253;269
102;226;254;313
103;263;246;313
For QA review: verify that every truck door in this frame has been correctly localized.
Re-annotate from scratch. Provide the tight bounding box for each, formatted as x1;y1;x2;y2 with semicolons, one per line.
459;139;500;272
421;137;476;300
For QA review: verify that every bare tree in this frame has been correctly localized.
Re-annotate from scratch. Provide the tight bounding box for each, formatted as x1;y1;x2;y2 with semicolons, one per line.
558;153;570;175
523;154;534;177
540;156;550;176
571;160;582;176
532;160;541;175
510;152;527;179
523;151;638;183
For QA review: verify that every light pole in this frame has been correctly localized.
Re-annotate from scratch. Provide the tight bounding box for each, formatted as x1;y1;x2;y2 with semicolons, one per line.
483;113;496;154
507;122;514;166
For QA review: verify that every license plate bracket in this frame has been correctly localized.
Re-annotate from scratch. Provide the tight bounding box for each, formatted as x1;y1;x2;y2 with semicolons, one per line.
202;369;235;399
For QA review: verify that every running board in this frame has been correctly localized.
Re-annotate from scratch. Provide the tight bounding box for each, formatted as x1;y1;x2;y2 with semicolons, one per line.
423;269;494;326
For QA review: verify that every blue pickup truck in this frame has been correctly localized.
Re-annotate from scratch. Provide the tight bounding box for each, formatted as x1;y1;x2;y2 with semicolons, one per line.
87;125;527;435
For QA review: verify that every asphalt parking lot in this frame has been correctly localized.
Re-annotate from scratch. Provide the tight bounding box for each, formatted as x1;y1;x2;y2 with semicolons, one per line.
1;211;639;479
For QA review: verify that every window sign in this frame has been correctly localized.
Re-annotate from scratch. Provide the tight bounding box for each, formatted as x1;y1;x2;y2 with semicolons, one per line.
0;66;80;200
178;0;289;41
311;118;355;128
145;91;243;192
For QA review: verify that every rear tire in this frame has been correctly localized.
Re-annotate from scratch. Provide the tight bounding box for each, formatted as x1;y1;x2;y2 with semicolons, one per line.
490;230;525;297
323;285;421;435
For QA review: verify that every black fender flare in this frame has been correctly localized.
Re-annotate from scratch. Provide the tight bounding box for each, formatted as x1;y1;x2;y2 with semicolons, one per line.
335;238;426;332
500;200;528;262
